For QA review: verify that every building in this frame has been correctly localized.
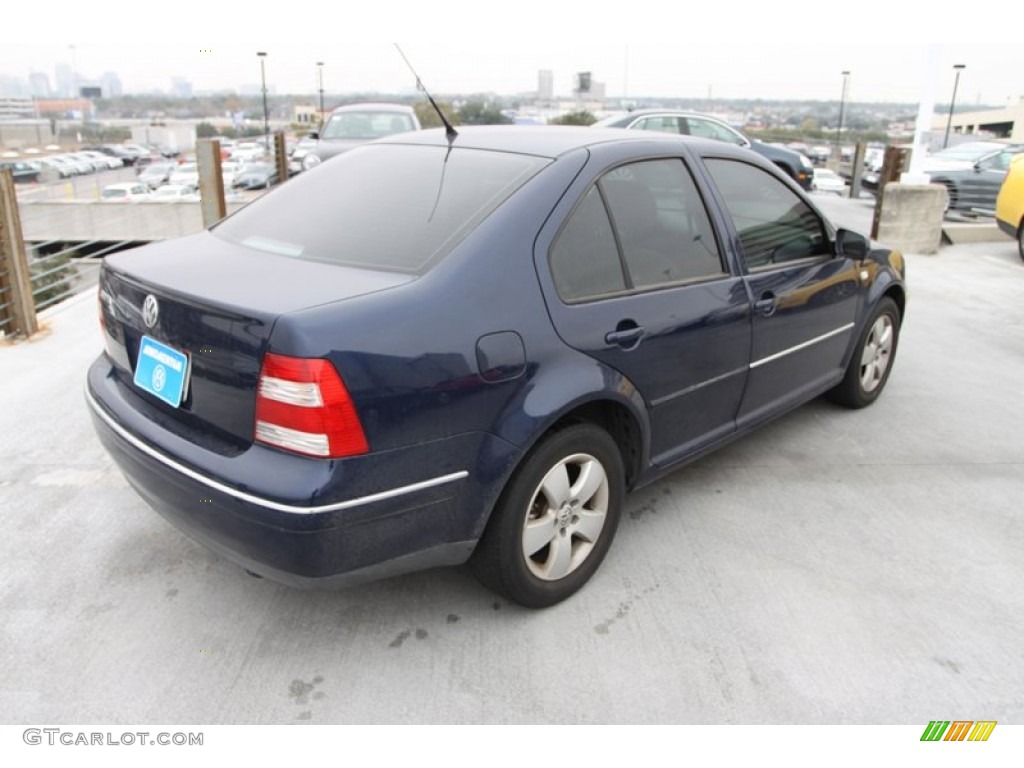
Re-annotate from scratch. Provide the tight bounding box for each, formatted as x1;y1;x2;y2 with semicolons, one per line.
55;64;74;99
28;72;51;98
101;72;123;98
171;77;193;99
0;96;36;119
932;97;1024;142
537;70;553;102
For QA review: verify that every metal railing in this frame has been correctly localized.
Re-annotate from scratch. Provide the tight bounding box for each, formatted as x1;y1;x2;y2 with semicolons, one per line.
1;132;294;340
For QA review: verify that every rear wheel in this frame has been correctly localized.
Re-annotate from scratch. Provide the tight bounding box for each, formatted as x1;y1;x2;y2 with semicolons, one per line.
828;297;901;409
1018;222;1023;262
471;423;624;608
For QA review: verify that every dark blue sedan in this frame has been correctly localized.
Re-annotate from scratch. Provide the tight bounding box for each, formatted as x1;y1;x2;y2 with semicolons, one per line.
86;126;906;607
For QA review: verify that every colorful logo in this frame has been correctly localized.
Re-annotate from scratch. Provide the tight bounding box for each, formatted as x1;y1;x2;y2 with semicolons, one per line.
921;721;996;741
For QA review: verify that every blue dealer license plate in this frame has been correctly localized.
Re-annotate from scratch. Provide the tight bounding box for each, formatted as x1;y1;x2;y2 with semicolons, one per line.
133;336;190;408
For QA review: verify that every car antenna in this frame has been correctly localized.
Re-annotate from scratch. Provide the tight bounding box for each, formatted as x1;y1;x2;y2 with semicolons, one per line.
394;44;458;143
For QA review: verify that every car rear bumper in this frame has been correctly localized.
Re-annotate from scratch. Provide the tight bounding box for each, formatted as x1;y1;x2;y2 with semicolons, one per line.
87;355;519;587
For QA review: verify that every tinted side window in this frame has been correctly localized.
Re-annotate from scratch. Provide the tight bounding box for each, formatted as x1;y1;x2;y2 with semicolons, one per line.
686;118;744;145
705;158;829;270
600;160;725;288
550;159;726;303
550;186;626;302
634;116;683;135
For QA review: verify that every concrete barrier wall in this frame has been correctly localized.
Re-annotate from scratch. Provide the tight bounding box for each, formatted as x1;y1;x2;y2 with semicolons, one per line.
876;184;948;255
18;201;249;242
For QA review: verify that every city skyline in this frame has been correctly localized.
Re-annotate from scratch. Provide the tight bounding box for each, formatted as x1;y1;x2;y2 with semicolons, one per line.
0;41;1020;107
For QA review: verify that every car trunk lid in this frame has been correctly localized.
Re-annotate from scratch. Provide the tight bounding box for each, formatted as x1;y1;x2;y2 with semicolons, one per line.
99;232;413;448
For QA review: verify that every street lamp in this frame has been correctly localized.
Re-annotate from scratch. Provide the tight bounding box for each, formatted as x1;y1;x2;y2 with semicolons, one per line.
835;70;850;163
944;64;966;149
257;51;269;150
316;61;325;131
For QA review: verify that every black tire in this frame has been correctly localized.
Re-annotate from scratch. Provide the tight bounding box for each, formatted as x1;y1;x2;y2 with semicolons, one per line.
1017;222;1023;263
471;423;624;608
828;297;901;409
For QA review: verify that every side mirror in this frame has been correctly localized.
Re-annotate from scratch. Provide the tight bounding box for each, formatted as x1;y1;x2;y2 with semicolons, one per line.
836;228;869;259
308;131;320;140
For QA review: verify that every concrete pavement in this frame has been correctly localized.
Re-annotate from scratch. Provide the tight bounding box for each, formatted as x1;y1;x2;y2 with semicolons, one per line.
1;203;1022;724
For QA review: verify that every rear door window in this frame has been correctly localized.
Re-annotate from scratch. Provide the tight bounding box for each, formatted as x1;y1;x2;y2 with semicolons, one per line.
550;158;725;302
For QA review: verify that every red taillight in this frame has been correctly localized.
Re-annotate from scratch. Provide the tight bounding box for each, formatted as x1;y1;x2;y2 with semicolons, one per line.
254;353;368;459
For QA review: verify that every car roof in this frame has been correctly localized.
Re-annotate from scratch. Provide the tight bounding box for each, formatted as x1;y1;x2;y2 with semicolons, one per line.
330;102;416;114
378;125;730;160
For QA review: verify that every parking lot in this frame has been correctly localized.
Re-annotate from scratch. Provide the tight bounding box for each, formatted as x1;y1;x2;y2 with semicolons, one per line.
1;197;1022;724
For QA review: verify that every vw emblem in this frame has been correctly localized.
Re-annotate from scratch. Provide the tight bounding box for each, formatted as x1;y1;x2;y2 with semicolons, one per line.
142;294;159;329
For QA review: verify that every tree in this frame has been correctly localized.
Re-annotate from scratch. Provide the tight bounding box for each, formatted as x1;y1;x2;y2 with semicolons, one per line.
414;100;459;129
549;110;597;126
195;121;219;138
456;101;512;126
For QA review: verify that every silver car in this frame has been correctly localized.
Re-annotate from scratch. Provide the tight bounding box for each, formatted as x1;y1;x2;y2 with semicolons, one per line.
300;103;420;171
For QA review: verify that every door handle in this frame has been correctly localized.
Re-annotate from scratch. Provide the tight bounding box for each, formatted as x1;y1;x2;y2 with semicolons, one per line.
604;326;645;348
754;293;777;317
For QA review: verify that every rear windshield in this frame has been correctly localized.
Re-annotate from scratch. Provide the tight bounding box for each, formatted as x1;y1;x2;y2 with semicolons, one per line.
212;144;550;273
322;111;417;141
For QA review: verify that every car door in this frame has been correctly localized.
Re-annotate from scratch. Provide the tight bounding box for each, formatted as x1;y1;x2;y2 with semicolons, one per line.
959;149;1020;211
702;156;861;427
537;152;752;467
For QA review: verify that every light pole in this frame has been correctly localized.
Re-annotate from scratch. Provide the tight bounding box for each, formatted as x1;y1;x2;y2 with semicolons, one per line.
257;51;269;150
835;70;850;164
944;64;966;149
316;61;325;131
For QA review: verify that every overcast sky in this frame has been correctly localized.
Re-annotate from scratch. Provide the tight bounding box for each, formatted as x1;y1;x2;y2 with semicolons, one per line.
3;3;1021;105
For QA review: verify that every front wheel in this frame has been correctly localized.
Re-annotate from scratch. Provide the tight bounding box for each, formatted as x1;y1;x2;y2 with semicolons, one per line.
471;423;624;608
828;297;901;408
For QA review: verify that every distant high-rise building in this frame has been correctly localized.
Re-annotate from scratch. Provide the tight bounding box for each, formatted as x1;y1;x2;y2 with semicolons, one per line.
538;69;554;101
101;71;123;98
171;77;193;99
29;72;51;98
55;63;73;98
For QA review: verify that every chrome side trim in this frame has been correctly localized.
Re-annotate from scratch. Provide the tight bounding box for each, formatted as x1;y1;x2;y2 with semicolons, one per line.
650;366;748;407
85;387;469;515
749;323;855;369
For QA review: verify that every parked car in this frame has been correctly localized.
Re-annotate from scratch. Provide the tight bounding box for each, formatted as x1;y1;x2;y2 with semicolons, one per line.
230;142;265;163
138;162;176;189
35;157;73;179
0;160;41;183
300;103;420;171
922;141;1024;214
147;184;200;202
55;153;94;175
220;160;241;188
168;162;199;188
100;182;151;202
996;154;1024;261
97;144;142;166
812;167;847;194
87;127;906;607
289;135;319;175
67;151;109;173
593;109;815;190
232;161;278;190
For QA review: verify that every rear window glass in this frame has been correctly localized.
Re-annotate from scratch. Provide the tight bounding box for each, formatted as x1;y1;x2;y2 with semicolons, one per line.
322;111;417;140
212;144;550;273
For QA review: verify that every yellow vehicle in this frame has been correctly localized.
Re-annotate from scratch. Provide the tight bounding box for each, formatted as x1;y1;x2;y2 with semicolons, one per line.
996;153;1024;261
